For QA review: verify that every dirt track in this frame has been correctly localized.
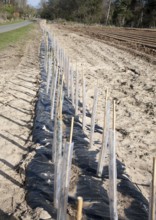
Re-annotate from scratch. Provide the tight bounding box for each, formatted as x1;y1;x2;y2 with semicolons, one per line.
0;24;41;219
47;22;156;201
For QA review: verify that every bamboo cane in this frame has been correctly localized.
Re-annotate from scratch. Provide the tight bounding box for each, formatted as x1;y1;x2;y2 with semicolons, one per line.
77;197;83;220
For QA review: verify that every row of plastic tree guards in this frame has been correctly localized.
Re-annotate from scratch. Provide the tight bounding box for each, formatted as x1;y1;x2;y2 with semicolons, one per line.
42;26;118;220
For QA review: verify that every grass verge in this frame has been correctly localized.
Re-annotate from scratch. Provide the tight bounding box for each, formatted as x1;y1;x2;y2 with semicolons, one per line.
0;19;24;26
0;23;34;50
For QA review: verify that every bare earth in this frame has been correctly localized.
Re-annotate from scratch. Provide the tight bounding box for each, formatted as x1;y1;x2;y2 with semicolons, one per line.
0;24;41;219
0;20;156;219
45;22;156;201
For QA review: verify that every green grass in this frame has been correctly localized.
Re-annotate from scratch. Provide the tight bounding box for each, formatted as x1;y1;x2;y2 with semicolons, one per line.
0;24;34;50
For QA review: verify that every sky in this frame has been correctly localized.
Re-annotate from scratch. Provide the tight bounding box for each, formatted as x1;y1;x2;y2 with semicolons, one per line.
27;0;40;8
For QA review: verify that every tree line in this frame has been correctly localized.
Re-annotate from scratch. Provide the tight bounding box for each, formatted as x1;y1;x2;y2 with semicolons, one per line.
0;0;36;20
39;0;156;27
1;0;27;7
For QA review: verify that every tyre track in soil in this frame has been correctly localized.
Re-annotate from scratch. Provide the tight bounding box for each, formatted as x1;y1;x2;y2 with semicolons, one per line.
0;24;41;219
47;23;156;202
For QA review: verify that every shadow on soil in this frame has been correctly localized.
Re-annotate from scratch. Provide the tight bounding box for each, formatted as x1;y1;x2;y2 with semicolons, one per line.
25;40;149;219
0;210;17;220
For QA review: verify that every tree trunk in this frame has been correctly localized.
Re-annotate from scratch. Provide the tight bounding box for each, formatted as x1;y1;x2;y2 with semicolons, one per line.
106;0;112;25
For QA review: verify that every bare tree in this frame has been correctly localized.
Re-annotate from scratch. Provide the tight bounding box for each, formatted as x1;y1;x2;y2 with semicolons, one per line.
106;0;112;25
14;0;27;7
40;0;46;7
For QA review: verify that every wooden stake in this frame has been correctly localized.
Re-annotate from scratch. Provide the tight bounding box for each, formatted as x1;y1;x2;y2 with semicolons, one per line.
69;117;74;144
77;197;83;220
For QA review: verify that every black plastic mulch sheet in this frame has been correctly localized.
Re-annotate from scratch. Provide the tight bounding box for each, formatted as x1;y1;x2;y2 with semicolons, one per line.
25;40;149;220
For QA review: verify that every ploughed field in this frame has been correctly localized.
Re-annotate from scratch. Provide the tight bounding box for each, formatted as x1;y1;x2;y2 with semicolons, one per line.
62;24;156;60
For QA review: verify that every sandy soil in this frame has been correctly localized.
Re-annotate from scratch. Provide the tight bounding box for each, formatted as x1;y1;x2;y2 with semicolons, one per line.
45;22;156;201
0;20;155;219
0;24;41;219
